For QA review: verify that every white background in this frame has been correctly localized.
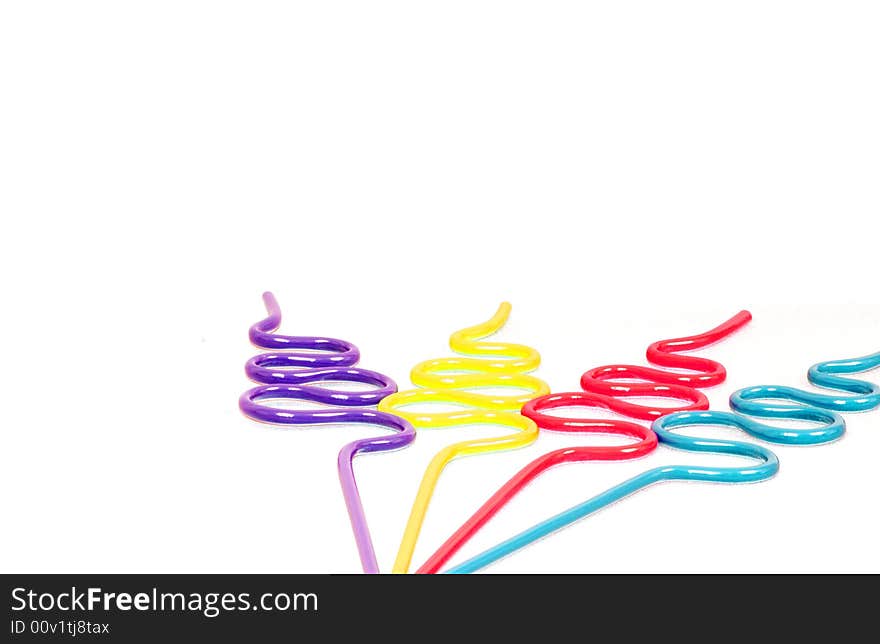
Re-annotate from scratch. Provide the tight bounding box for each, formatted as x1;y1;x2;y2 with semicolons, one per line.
1;2;877;574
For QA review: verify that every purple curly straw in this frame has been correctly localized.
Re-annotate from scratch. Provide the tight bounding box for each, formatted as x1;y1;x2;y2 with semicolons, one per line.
239;292;415;574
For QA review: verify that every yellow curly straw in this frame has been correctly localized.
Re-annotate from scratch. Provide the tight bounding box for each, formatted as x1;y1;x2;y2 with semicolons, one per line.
378;302;550;573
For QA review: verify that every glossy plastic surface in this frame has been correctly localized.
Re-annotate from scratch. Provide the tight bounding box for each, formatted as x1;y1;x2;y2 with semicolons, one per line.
725;351;880;444
377;302;549;574
238;292;414;574
445;411;779;574
417;392;657;574
579;310;753;419
420;311;751;573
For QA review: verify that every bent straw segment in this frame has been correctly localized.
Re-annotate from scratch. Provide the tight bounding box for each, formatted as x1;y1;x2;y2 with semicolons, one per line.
727;351;880;443
239;292;415;574
378;302;549;574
